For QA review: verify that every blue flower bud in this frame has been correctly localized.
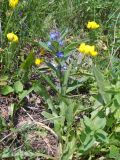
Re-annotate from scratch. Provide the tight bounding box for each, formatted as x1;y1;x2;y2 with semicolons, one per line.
50;31;60;41
56;51;64;58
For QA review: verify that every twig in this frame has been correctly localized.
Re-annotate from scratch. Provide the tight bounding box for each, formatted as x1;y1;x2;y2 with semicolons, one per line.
22;108;58;139
0;132;13;143
13;144;24;151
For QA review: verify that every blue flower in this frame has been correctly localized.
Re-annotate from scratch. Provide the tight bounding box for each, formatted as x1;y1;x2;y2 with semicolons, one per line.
19;11;23;17
58;40;64;46
56;51;64;58
50;31;60;41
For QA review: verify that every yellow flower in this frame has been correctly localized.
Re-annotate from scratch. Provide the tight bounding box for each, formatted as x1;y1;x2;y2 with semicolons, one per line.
35;58;44;65
87;21;100;29
78;43;98;57
7;32;19;43
84;45;91;54
90;51;98;56
89;45;95;52
9;0;19;9
78;43;86;53
7;33;14;41
13;34;18;42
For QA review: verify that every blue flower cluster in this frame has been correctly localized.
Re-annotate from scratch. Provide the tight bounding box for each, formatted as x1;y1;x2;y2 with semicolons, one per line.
50;31;60;41
47;31;64;58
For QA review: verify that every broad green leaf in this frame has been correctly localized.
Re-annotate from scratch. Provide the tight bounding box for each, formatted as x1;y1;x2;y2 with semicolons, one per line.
115;93;120;104
33;81;54;110
109;145;120;159
38;41;52;52
96;129;108;143
14;81;23;93
93;117;106;130
83;135;95;151
0;76;8;86
42;111;54;119
62;62;72;95
66;83;83;93
19;87;33;101
20;52;35;70
46;62;60;77
92;65;111;105
61;137;76;160
64;42;79;55
0;75;8;81
65;100;75;127
83;116;94;130
1;85;14;95
41;74;59;93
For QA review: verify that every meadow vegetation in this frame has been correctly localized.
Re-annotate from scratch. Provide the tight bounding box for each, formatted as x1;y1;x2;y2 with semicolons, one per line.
0;0;120;159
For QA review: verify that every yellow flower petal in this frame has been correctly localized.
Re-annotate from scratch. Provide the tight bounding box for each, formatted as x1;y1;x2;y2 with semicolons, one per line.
90;51;98;56
7;32;19;43
13;35;18;42
9;0;19;9
78;43;86;53
84;45;91;54
78;43;98;57
87;21;100;29
35;58;44;65
7;33;14;41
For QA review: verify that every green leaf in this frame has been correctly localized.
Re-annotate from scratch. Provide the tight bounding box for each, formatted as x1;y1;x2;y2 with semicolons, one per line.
41;74;59;93
38;41;52;52
93;117;106;130
66;83;83;93
83;135;95;151
64;42;79;55
0;75;8;81
115;93;120;104
61;137;76;160
33;81;54;110
96;129;108;143
42;111;54;119
0;75;8;86
20;52;35;70
62;62;72;95
114;108;120;120
92;65;111;105
19;88;33;101
14;81;23;93
109;145;120;159
60;28;68;40
83;116;94;130
1;85;14;95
